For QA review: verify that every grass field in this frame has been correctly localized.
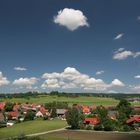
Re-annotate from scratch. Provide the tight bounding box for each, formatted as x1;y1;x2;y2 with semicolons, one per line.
0;95;120;106
0;119;67;139
39;130;140;140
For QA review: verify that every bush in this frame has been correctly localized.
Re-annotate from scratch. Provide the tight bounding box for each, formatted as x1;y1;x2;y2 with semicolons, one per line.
94;124;103;131
104;125;114;131
24;110;35;121
86;125;93;130
122;125;133;132
43;115;48;120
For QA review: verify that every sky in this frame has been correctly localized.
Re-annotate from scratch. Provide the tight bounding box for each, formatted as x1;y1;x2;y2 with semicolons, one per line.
0;0;140;93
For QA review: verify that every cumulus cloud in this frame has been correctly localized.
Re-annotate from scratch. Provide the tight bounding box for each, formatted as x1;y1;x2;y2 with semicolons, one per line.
14;67;27;71
134;75;140;79
114;33;124;40
13;77;38;89
0;72;10;86
54;8;89;31
111;79;125;87
113;48;140;60
96;70;104;75
41;67;124;91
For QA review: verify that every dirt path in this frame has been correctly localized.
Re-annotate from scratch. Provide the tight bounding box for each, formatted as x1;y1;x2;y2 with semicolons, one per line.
26;127;66;137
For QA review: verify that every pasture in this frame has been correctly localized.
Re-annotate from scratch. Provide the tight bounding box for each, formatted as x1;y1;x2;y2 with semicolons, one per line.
0;119;67;139
0;95;120;106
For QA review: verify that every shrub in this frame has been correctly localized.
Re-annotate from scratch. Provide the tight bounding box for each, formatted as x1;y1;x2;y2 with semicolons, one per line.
94;124;103;131
43;115;48;120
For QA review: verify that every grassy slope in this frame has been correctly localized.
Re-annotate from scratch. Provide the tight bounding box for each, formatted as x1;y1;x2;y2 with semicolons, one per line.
0;119;67;139
0;95;120;106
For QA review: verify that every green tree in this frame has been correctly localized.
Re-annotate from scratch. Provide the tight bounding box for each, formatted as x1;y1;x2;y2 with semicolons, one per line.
24;110;35;121
65;107;83;129
117;99;132;124
4;102;14;112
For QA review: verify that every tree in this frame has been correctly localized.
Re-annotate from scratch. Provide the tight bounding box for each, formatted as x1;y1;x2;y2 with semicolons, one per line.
4;102;14;112
65;107;83;129
95;106;108;125
117;99;132;124
95;105;116;131
24;110;35;121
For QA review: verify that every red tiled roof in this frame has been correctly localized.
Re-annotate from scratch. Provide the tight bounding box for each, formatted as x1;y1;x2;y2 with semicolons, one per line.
83;117;100;125
40;107;48;114
0;102;5;110
126;115;140;124
7;112;18;117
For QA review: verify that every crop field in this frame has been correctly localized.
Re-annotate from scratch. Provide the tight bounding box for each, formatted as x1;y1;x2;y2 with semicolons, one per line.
0;119;67;139
0;95;120;106
39;130;140;140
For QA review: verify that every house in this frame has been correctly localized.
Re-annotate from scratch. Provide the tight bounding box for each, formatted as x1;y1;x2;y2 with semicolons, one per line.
126;115;140;130
0;113;5;122
81;106;91;115
56;109;66;118
13;104;21;112
7;111;20;120
0;102;5;110
83;117;100;126
132;106;140;111
108;110;118;120
36;107;49;117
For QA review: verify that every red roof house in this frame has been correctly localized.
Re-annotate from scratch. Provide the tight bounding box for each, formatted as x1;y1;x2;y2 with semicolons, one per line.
7;111;19;120
0;102;5;110
126;115;140;124
83;117;100;125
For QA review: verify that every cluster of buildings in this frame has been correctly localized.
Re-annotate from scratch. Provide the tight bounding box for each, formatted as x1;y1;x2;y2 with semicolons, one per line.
73;104;140;130
0;102;50;126
0;102;140;130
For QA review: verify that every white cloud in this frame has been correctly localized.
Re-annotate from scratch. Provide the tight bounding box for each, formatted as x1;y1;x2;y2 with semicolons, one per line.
42;79;60;89
111;79;125;87
0;72;10;86
133;52;140;58
54;8;89;31
42;67;125;91
114;33;124;40
134;75;140;79
96;70;104;75
130;85;140;93
14;67;27;71
137;16;140;20
13;77;38;89
113;48;140;60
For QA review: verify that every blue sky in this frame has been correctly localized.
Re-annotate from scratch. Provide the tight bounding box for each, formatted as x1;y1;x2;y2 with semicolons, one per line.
0;0;140;93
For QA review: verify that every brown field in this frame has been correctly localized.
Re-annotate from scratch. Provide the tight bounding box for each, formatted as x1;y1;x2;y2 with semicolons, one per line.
40;130;140;140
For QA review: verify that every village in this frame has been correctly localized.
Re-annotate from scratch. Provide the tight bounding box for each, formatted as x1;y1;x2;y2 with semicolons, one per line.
0;100;140;131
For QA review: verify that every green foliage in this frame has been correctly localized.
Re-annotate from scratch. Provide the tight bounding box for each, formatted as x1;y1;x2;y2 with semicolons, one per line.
50;108;57;118
94;124;103;131
24;110;35;121
45;101;68;111
86;125;93;130
43;115;48;120
66;107;83;129
95;105;108;125
4;102;14;112
117;99;132;124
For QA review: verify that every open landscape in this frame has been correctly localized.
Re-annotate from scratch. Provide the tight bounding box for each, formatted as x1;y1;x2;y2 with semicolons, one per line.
0;0;140;139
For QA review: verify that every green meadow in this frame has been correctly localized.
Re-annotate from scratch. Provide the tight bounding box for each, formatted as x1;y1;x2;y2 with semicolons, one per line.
0;95;120;106
0;119;67;139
